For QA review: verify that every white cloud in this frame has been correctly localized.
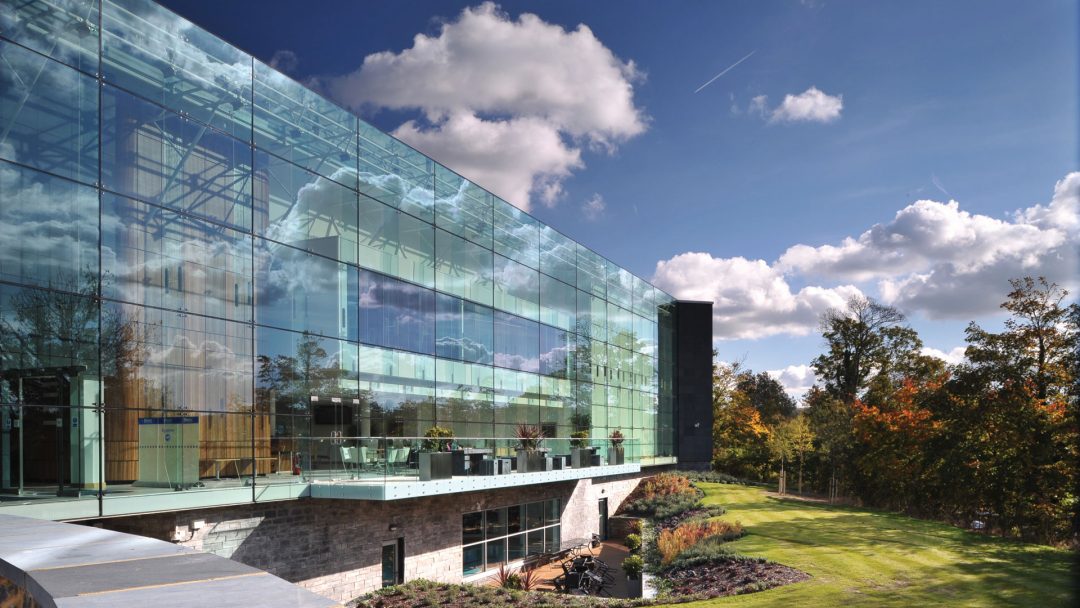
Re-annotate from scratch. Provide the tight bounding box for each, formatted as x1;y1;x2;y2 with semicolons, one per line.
767;364;818;401
768;86;843;123
651;253;862;340
748;94;769;118
921;346;967;365
325;2;646;211
582;193;606;220
780;172;1080;318
653;172;1079;338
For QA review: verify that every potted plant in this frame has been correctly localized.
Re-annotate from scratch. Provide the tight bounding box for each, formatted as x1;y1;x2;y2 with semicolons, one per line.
622;554;644;597
515;424;547;473
608;429;625;465
570;430;591;468
419;426;455;481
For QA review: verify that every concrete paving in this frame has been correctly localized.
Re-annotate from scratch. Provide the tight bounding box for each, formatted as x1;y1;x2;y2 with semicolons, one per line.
0;514;340;608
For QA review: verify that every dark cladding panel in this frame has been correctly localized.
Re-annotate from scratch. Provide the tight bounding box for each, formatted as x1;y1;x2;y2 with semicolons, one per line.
676;300;713;469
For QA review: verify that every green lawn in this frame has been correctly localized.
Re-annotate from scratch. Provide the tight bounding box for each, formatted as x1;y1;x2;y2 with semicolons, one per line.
662;483;1076;608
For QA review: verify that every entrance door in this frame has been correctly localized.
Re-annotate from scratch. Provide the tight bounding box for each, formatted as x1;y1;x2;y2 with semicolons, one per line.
598;498;609;541
382;538;404;587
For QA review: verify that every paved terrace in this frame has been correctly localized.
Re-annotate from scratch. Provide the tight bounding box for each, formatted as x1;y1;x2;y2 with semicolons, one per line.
0;514;339;608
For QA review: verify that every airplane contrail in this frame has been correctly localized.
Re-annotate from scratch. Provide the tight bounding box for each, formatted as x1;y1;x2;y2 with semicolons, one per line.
694;50;757;94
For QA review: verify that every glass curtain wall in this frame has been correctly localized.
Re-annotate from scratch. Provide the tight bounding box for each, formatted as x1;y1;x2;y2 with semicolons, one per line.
0;0;677;518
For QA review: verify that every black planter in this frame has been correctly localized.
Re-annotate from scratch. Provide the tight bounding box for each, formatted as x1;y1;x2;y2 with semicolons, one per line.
516;450;546;473
571;448;591;468
609;446;624;466
419;452;453;481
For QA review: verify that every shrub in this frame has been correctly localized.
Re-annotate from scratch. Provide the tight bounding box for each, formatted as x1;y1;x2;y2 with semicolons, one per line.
640;472;698;500
570;430;589;448
624;493;702;519
657;520;744;565
622;554;645;579
624;533;642;552
495;564;521;589
421;426;454;452
663;534;755;571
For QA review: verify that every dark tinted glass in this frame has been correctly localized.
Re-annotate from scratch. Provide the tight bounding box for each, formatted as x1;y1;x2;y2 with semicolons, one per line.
358;270;435;355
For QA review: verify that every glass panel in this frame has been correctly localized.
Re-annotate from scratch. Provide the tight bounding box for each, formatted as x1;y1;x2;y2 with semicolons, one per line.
101;85;254;232
358;121;433;222
462;544;483;577
434;163;492;248
462;510;484;545
493;255;539;321
256;326;357;423
485;540;506;569
526;529;544;555
539;226;576;286
102;192;253;323
358;269;435;355
101;302;252;412
507;504;522;533
576;245;605;298
0;40;98;185
493;369;538;427
102;0;252;142
434;359;493;435
0;0;99;74
0;284;99;407
539;324;573;379
356;344;435;438
486;507;507;538
435;293;493;365
358;194;434;288
1;405;102;501
506;533;525;560
539;275;575;332
546;498;560;523
608;303;633;350
0;162;98;292
493;198;538;269
434;228;492;306
255;239;358;341
255;151;358;265
607;263;633;310
526;501;544;529
578;290;607;343
382;543;398;587
545;526;560;553
253;59;357;186
493;312;538;373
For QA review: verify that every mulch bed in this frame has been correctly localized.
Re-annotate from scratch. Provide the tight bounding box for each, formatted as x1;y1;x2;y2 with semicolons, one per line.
664;559;811;598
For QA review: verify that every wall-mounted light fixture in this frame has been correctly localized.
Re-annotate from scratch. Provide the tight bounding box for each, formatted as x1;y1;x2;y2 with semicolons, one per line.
389;524;399;532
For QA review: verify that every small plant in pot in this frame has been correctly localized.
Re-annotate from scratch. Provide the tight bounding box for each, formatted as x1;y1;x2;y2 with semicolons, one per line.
419;426;455;481
515;424;547;473
608;429;625;465
622;554;645;597
570;430;591;468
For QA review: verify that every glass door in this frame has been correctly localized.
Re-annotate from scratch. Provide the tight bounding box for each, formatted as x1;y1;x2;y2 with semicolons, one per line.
382;539;403;587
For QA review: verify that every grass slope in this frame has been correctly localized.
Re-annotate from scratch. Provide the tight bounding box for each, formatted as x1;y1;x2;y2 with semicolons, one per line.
660;483;1074;608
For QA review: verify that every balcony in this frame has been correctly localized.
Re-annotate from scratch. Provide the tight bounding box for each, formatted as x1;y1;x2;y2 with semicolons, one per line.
291;436;643;501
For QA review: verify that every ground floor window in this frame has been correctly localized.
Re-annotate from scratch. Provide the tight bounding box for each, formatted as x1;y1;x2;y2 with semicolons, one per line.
462;498;560;576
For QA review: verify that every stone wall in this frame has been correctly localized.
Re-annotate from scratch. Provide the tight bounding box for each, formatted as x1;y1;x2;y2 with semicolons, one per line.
92;473;650;603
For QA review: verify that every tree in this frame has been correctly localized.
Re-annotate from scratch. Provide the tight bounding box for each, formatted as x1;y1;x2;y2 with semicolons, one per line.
786;414;815;495
766;420;793;494
712;360;772;480
812;295;922;404
966;277;1078;400
737;371;798;426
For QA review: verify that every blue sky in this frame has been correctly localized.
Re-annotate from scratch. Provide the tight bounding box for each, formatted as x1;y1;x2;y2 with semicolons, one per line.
160;0;1078;396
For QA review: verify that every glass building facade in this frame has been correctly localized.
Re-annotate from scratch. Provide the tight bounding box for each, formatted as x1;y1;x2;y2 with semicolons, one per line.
0;0;678;519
